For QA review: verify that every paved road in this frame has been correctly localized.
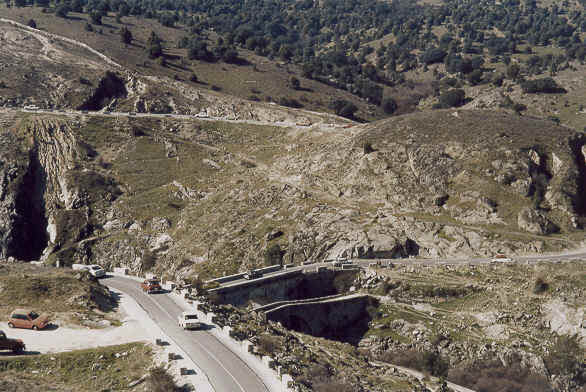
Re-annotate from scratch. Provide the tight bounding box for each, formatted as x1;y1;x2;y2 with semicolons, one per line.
103;276;268;392
218;249;586;287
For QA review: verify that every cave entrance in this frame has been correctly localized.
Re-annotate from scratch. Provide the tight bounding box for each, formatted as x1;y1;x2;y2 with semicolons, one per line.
9;149;48;261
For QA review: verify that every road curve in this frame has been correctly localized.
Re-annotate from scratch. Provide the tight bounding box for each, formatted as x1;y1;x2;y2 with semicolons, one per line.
103;276;268;392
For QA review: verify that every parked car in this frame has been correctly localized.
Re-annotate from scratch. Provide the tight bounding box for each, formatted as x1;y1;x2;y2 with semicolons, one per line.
243;270;262;280
178;312;201;330
141;278;163;294
8;309;49;330
0;330;25;354
491;254;513;263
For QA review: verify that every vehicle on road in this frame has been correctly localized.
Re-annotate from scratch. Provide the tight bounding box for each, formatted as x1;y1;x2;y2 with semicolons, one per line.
23;105;39;110
141;278;164;294
128;112;136;116
178;311;202;330
243;270;262;280
195;112;208;118
88;265;106;278
0;330;25;354
8;309;50;330
491;254;513;263
72;264;105;278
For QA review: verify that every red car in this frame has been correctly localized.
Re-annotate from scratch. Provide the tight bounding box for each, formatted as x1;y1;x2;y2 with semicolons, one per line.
8;309;50;330
141;278;163;294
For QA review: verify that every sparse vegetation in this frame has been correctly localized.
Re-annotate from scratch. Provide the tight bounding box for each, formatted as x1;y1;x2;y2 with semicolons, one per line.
146;365;182;392
0;343;152;392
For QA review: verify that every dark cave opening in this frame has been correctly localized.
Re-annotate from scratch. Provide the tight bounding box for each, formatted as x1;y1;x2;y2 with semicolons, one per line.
9;149;48;261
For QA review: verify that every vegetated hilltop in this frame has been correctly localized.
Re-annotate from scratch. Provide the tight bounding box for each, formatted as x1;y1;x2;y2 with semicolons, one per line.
0;108;584;280
1;0;585;125
0;17;349;125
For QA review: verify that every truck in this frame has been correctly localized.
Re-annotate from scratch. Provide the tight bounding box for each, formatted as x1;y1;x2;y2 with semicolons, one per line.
178;311;202;330
0;330;25;354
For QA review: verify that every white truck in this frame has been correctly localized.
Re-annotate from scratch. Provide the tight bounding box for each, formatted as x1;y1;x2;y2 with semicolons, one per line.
178;311;201;330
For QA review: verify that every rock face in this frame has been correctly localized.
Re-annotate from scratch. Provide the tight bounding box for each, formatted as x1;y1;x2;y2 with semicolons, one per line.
0;110;584;277
517;207;558;235
0;118;119;263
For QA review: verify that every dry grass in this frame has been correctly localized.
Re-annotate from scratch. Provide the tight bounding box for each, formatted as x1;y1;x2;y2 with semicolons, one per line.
0;343;152;392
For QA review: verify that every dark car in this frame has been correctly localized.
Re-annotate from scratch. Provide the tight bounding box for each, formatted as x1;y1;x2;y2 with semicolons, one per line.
0;330;25;354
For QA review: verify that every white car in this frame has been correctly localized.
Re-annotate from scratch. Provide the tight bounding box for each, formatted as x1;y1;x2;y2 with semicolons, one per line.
178;312;201;330
491;254;513;263
87;265;106;278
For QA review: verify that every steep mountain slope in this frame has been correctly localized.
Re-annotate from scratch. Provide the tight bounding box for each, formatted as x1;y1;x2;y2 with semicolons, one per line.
0;110;583;280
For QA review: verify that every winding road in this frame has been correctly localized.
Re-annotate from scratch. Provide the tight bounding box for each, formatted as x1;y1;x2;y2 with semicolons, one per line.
103;276;269;392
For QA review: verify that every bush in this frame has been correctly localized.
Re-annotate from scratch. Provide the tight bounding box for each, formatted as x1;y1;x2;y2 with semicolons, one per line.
264;244;283;266
382;97;398;115
56;4;69;18
381;350;449;377
290;76;300;90
257;335;279;355
189;73;198;82
421;47;447;65
436;89;466;108
27;19;37;28
279;97;303;108
146;366;180;392
545;334;583;376
520;78;566;94
448;359;552;392
533;277;549;294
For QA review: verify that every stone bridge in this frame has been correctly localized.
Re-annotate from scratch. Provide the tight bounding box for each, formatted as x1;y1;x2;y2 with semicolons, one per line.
208;271;306;306
207;269;359;306
261;294;377;344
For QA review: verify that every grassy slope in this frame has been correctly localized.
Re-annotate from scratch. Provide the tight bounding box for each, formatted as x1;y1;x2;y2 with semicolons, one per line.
0;264;115;324
0;343;152;392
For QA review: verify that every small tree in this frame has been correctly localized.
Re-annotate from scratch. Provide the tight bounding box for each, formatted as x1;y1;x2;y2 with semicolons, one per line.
437;89;466;108
189;73;198;82
27;19;37;28
56;4;69;18
264;244;283;266
120;26;132;44
90;11;102;25
382;97;398;115
290;76;300;90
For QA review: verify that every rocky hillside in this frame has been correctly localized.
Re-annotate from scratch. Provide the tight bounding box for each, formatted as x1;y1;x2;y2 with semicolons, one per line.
0;109;584;280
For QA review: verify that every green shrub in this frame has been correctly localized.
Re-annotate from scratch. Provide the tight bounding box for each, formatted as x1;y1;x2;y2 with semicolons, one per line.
264;244;283;266
533;277;549;294
545;334;583;376
146;366;180;392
